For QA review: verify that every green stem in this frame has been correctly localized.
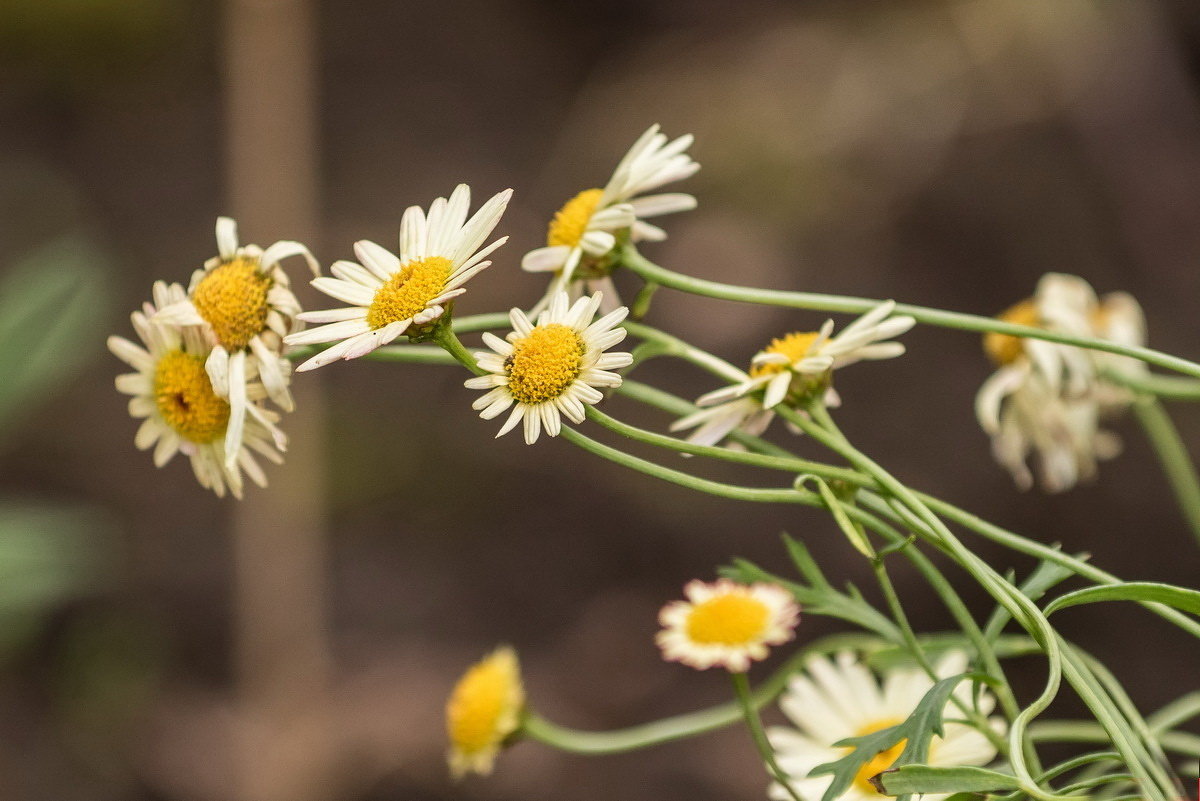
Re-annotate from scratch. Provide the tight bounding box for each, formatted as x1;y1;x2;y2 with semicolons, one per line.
1030;722;1200;758
520;633;877;755
619;245;1200;380
1132;396;1200;548
431;322;484;376
730;671;805;801
1102;368;1200;401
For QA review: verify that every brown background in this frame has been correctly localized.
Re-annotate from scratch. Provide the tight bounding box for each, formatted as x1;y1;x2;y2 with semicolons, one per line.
1;0;1199;799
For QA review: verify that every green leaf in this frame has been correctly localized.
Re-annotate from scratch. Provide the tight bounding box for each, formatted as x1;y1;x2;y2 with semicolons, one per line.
809;477;875;558
810;674;972;801
1044;582;1200;616
873;765;1021;795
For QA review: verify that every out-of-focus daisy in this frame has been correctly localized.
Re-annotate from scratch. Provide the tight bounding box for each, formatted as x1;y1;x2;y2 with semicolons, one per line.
445;646;525;779
286;184;511;371
656;579;799;672
977;274;1143;490
110;282;287;499
976;363;1119;493
154;217;314;467
522;124;699;312
671;302;915;446
767;651;1001;801
465;291;632;444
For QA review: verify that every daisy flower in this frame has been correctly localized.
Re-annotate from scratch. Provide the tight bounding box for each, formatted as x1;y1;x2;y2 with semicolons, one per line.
671;301;915;447
976;361;1119;493
154;217;315;468
522;124;699;312
977;274;1144;491
285;184;512;371
110;282;287;499
465;291;633;444
445;646;525;779
656;579;799;672
767;651;1002;801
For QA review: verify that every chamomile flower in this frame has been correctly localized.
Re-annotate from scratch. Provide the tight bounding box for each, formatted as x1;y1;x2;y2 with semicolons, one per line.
154;217;315;468
445;646;525;779
767;651;1001;801
285;184;512;371
110;282;287;499
671;302;915;446
465;291;633;445
976;361;1119;493
522;124;699;312
976;274;1143;491
656;579;799;672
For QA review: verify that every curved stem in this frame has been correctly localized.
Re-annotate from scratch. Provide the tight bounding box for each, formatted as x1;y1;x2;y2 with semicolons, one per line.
1102;368;1200;401
521;633;879;755
1132;396;1200;548
619;245;1200;380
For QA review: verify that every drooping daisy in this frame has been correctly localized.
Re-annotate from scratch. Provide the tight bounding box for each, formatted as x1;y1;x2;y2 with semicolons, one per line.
154;217;315;468
465;291;633;445
976;361;1119;493
656;579;799;672
445;646;526;779
110;281;287;499
767;651;1002;801
976;274;1143;491
285;184;512;371
522;124;699;312
671;301;915;447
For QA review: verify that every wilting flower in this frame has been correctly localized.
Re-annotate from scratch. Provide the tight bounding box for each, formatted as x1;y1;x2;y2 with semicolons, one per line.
465;291;632;444
286;184;511;371
768;651;1001;801
154;217;315;467
656;579;799;672
445;646;525;779
110;282;287;499
977;273;1144;491
671;301;915;447
522;124;699;312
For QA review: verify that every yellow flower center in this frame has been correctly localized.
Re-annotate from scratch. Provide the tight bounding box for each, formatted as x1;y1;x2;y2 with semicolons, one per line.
684;592;770;646
445;649;523;759
192;257;273;351
851;718;907;794
984;299;1039;367
153;350;230;444
547;187;604;249
366;256;453;330
750;331;822;378
505;323;585;405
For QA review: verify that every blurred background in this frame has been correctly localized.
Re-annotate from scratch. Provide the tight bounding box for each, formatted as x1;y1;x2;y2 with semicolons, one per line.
1;0;1199;798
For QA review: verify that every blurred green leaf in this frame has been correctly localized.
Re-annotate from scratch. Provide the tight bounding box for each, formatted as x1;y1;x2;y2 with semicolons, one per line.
874;766;1021;795
1044;582;1200;617
0;235;111;451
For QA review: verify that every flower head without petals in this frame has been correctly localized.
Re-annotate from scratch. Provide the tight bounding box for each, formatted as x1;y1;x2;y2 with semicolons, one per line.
286;184;511;371
656;579;799;672
445;646;525;779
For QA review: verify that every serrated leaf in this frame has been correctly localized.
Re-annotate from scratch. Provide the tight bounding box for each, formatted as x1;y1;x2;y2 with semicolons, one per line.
873;765;1021;795
1044;582;1200;616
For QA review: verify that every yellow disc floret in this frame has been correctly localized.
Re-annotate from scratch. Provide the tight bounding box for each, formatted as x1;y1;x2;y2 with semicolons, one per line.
445;646;525;778
851;718;907;794
547;188;604;249
684;592;770;646
984;299;1040;367
153;350;230;444
750;331;821;378
505;324;585;404
192;257;273;351
366;256;453;330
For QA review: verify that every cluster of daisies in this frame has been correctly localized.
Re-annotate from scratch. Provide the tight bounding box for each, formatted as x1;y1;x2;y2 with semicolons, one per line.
446;579;1001;800
975;273;1147;492
110;125;699;494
